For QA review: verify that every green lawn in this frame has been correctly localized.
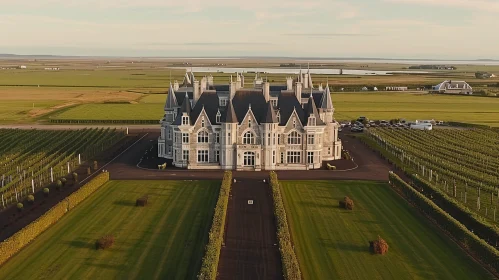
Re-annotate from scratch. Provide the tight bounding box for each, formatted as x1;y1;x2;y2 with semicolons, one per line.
280;180;494;280
0;180;220;280
52;103;164;121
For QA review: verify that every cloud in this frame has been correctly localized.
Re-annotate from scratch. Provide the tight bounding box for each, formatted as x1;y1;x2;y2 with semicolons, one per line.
284;33;377;37
384;0;499;12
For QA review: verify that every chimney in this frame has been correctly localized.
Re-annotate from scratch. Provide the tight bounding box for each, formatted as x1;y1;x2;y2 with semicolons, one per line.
230;81;236;100
236;73;242;90
286;77;293;90
295;82;302;102
201;77;207;92
207;75;214;86
319;83;323;91
263;81;270;102
304;73;309;88
193;80;200;106
241;74;245;88
174;80;179;91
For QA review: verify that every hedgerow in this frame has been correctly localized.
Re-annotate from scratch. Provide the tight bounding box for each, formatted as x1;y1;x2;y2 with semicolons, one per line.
198;171;232;280
270;171;302;280
389;172;499;274
0;172;110;266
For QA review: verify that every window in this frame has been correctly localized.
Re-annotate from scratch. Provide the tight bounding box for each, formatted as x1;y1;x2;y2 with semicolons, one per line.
273;133;276;145
271;99;277;107
267;133;271;146
309;116;316;126
288;131;301;145
201;117;205;128
243;131;255;144
278;134;283;145
277;112;281;123
215;150;220;162
182;133;189;144
197;130;209;143
273;151;276;164
243;152;255;166
307;134;315;145
220;99;228;107
168;146;172;154
280;152;284;163
215;132;220;144
287;151;301;164
293;118;296;128
182;115;189;125
167;128;171;140
248;119;252;128
227;132;231;143
216;111;221;123
183;150;189;161
307;151;314;164
197;150;208;163
328;147;331;155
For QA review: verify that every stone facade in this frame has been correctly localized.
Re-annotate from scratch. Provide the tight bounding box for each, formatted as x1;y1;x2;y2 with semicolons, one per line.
158;71;342;170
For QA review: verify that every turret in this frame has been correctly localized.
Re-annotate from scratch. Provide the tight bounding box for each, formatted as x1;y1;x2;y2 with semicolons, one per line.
295;82;302;102
193;80;200;107
263;81;270;102
261;101;278;170
221;100;238;169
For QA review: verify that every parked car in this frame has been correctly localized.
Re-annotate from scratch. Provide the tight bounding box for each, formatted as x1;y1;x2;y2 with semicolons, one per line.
350;126;364;132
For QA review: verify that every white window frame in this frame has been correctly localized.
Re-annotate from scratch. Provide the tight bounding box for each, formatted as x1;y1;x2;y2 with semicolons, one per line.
182;115;189;125
307;151;314;164
182;133;189;144
215;132;220;144
243;131;255;145
197;150;209;163
288;131;301;145
287;151;301;164
197;130;209;143
307;134;315;145
216;112;221;123
215;150;220;162
183;150;189;161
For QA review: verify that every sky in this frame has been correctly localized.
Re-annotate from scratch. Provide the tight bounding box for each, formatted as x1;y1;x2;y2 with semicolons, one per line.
0;0;498;59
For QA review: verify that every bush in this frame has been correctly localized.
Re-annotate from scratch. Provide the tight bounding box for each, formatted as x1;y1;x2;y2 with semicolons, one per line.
339;196;354;210
93;161;98;170
370;236;389;255
87;167;91;175
269;171;302;280
27;195;35;204
95;235;114;250
61;178;67;186
56;180;62;190
136;195;149;207
0;172;110;266
198;171;232;280
73;172;78;183
17;203;24;212
43;187;50;196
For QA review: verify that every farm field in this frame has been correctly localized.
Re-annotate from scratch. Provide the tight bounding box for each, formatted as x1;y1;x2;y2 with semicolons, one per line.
279;180;494;280
51;103;164;121
0;180;219;280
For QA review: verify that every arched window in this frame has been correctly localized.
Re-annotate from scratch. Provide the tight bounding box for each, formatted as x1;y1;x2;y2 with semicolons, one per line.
197;130;209;143
288;131;301;145
308;116;316;126
243;131;255;144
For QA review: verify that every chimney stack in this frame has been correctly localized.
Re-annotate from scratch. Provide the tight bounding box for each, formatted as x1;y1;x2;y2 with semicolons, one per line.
304;73;309;88
286;77;293;90
230;81;236;100
193;80;200;106
201;77;207;92
295;82;302;102
174;80;179;91
263;81;270;102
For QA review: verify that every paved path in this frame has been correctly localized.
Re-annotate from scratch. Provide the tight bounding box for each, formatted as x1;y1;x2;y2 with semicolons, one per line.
217;179;283;280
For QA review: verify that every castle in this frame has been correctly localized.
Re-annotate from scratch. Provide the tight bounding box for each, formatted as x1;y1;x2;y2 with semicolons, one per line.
158;70;342;170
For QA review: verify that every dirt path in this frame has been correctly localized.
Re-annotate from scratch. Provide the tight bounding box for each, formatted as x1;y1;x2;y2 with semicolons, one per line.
217;179;283;280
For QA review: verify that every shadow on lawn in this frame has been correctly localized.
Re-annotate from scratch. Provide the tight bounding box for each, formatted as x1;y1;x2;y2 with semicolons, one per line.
66;239;95;249
113;200;136;207
300;201;340;209
319;239;367;253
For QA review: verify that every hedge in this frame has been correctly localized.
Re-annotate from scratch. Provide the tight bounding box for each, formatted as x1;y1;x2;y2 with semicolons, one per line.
410;175;499;247
49;119;159;125
198;171;232;280
389;172;499;274
270;171;302;280
0;172;110;266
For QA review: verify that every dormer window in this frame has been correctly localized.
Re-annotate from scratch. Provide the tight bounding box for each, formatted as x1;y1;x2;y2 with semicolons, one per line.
309;116;316;126
277;111;281;123
216;111;221;123
182;115;189;125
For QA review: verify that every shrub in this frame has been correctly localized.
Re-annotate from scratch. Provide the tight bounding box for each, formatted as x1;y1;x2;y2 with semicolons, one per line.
56;180;62;190
17;203;24;212
93;161;98;170
87;167;91;175
339;196;354;210
95;235;115;250
370;236;389;255
73;172;78;183
198;171;232;280
136;195;149;207
43;187;50;196
269;171;302;280
27;195;35;204
61;178;67;186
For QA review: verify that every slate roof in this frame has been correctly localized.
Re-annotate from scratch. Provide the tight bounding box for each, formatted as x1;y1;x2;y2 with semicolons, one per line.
277;91;305;125
172;93;192;125
222;100;238;123
304;95;325;125
231;90;268;124
191;91;220;125
261;101;278;123
175;91;193;106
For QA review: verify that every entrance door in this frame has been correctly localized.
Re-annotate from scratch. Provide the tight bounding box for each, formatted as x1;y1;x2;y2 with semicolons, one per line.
243;152;255;167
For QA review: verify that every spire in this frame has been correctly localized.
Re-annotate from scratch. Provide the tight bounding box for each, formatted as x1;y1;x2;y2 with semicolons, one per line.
165;83;177;109
320;84;333;110
306;93;321;124
223;100;238;123
261;101;278;123
180;91;191;115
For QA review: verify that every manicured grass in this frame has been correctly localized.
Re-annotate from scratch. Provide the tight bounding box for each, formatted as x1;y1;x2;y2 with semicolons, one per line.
280;180;494;280
0;180;220;280
52;103;164;121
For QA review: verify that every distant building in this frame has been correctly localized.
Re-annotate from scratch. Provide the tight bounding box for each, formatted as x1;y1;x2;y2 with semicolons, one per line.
432;80;473;95
158;69;342;171
386;86;408;91
19;65;27;69
44;67;60;71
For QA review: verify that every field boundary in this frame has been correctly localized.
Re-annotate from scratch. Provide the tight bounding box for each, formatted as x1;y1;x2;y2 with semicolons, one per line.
0;172;110;266
270;171;302;280
49;119;159;124
389;172;499;277
198;171;232;280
